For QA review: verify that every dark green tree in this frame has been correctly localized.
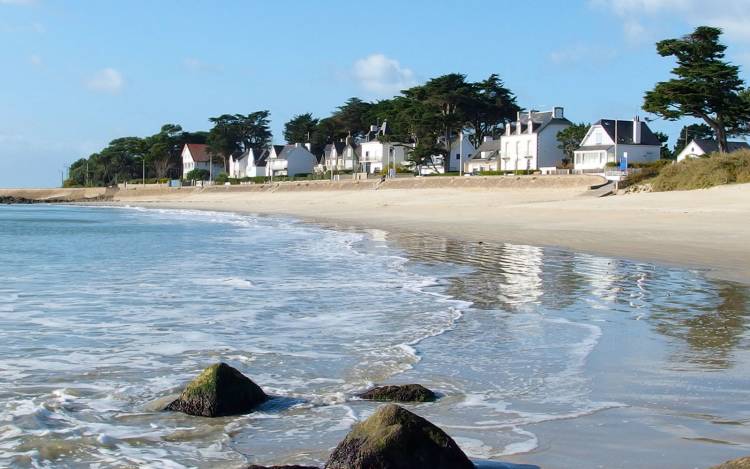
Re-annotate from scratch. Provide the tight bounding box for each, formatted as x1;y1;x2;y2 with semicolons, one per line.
643;26;750;153
283;113;319;145
207;112;272;172
466;74;521;145
654;131;673;159
185;168;210;182
556;123;590;166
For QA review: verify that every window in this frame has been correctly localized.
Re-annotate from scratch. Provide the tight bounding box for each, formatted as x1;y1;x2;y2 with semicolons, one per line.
456;153;460;160
595;131;602;145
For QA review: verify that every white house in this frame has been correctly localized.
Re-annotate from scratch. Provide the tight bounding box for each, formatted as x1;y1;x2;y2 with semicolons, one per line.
357;124;410;174
266;143;317;177
675;138;750;162
499;107;571;172
465;137;502;173
421;134;476;174
229;148;268;178
181;143;224;180
323;138;359;171
574;117;661;171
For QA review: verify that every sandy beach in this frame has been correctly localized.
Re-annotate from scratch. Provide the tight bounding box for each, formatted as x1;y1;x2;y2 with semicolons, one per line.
57;175;747;285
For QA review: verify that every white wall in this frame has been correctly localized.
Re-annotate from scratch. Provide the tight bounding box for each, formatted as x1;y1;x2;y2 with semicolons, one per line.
676;142;705;162
359;141;408;173
499;134;537;171
446;136;476;172
574;144;660;170
537;123;569;168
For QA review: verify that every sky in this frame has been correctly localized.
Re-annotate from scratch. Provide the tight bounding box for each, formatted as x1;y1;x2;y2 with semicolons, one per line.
2;0;750;187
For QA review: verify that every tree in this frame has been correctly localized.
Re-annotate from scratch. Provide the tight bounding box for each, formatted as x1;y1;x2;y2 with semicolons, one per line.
556;123;589;166
654;131;673;159
643;26;750;153
185;168;210;182
466;74;520;145
673;123;714;156
284;113;319;145
331;98;372;139
207;111;272;172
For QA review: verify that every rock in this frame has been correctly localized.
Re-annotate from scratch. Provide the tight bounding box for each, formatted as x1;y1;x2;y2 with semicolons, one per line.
711;457;750;469
165;362;268;417
357;384;436;403
325;404;473;469
248;465;320;469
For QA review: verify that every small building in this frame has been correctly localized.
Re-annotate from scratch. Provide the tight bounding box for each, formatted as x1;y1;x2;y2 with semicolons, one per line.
465;137;502;173
422;134;476;174
675;138;750;162
357;123;410;174
499;107;571;172
323;137;359;172
266;143;317;178
181;144;225;180
574;117;661;171
229;148;268;178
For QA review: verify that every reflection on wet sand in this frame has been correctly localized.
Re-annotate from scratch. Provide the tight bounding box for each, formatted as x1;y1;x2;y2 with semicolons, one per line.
390;232;750;371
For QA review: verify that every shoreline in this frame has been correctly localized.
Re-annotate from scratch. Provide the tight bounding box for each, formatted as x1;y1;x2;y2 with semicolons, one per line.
4;176;750;284
114;181;750;285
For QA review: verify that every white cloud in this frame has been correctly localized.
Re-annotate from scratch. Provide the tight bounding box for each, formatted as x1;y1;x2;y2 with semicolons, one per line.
183;57;223;73
591;0;750;46
352;53;417;96
86;68;124;94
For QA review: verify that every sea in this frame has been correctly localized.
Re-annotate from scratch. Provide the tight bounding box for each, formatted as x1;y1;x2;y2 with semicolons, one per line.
0;204;748;469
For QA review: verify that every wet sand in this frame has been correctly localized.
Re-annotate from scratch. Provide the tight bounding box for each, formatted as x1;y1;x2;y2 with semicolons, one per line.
100;178;750;285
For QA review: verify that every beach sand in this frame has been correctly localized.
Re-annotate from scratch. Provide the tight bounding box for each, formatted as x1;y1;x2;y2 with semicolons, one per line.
95;176;750;284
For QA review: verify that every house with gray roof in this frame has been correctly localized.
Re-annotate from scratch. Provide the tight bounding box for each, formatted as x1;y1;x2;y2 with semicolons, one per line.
675;138;750;162
266;143;317;177
229;147;268;178
574;117;661;171
465;137;503;173
499;107;571;171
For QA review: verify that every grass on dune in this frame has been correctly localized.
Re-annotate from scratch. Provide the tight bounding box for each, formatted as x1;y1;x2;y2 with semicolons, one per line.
649;150;750;191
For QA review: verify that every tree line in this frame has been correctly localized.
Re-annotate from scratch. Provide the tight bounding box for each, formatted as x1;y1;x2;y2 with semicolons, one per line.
66;25;750;186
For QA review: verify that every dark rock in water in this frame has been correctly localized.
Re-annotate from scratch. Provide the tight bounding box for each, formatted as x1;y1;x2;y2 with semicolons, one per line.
325;404;473;469
165;362;267;417
711;457;750;469
0;196;34;204
246;466;320;469
357;384;436;403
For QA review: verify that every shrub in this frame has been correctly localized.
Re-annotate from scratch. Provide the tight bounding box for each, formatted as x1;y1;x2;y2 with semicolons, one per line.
650;150;750;191
214;172;229;184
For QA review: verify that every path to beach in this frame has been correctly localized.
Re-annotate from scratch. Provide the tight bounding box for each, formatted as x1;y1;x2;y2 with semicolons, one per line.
4;176;750;283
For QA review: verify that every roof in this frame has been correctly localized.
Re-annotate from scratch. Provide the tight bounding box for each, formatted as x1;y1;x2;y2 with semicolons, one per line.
470;139;503;160
255;149;269;167
184;143;210;162
508;110;571;135
596;119;661;146
692;139;750;153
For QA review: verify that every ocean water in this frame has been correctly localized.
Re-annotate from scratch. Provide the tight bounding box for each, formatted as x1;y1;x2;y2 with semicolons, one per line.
0;205;748;469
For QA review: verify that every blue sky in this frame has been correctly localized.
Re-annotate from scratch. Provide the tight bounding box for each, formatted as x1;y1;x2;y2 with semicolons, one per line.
2;0;750;187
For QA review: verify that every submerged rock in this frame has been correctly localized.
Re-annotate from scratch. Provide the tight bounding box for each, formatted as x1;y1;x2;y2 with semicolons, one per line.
711;457;750;469
325;404;473;469
357;384;436;403
165;362;267;417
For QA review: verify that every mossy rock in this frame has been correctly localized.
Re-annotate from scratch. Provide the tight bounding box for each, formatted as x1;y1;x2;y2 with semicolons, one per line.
711;457;750;469
165;362;267;417
357;384;436;403
325;404;473;469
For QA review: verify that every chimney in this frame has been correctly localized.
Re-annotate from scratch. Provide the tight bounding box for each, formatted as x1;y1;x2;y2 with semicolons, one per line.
305;142;311;151
633;116;642;144
295;142;302;148
516;111;522;135
553;107;564;119
527;110;534;135
483;135;493;143
370;125;378;133
505;124;511;136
